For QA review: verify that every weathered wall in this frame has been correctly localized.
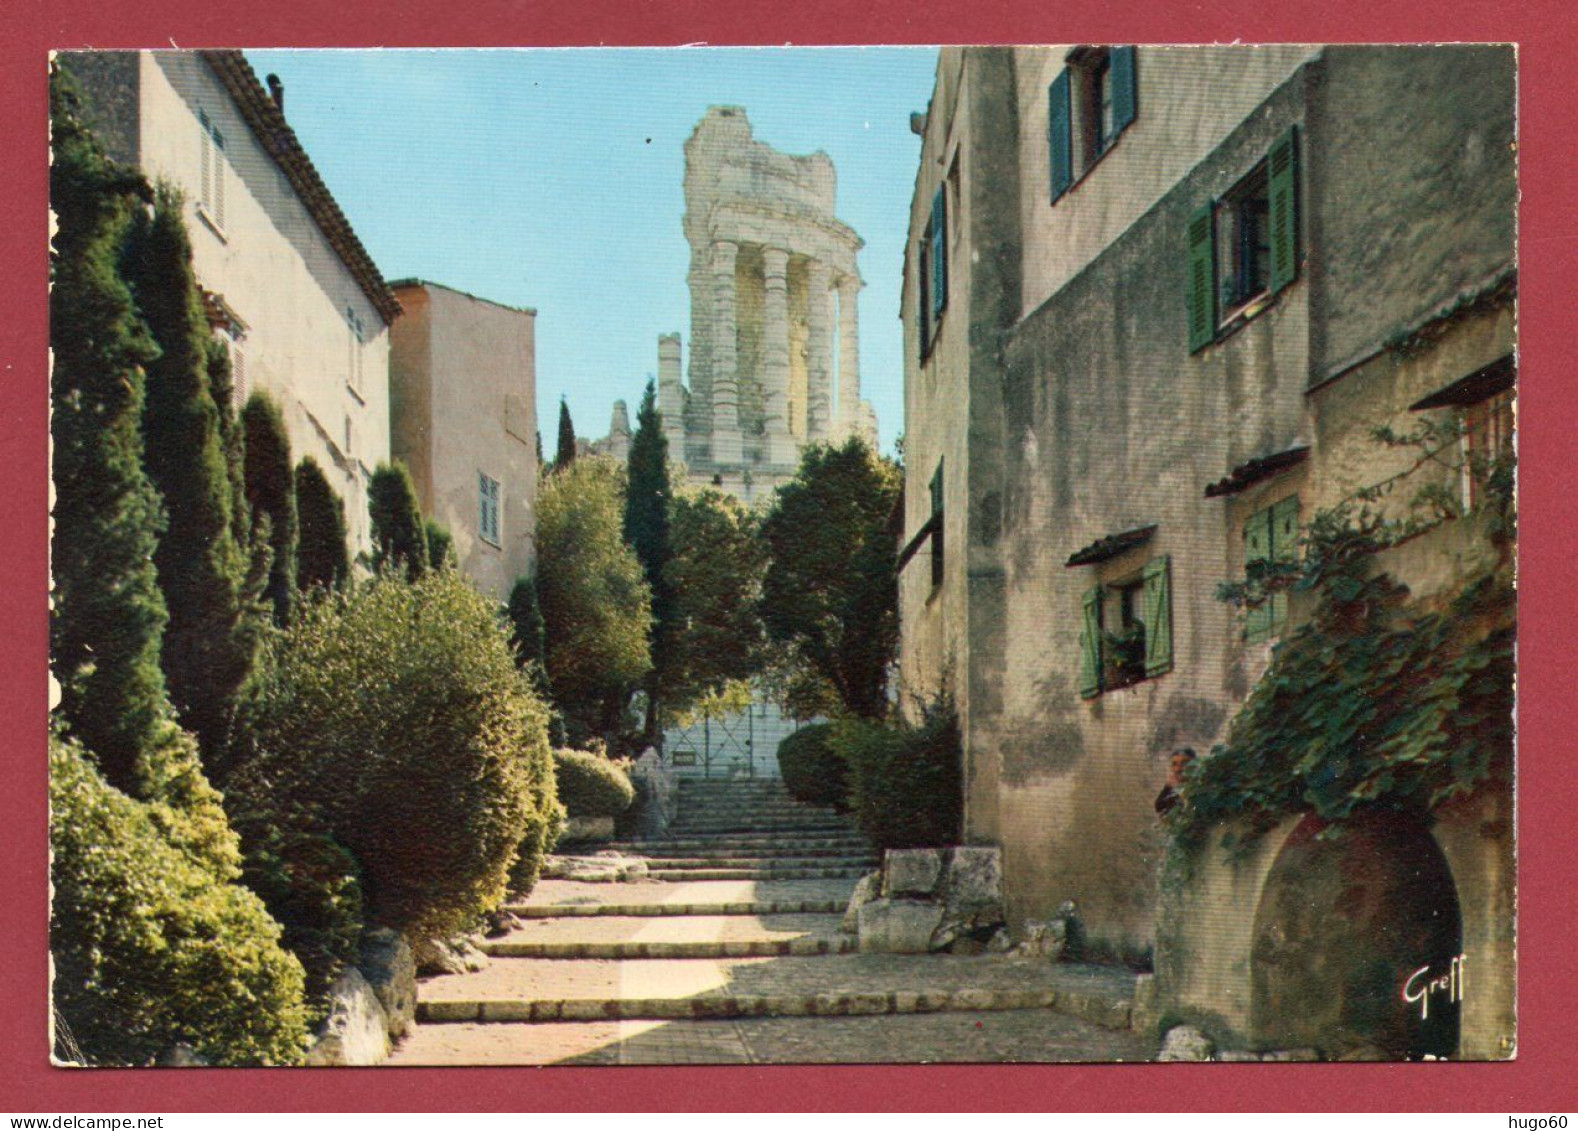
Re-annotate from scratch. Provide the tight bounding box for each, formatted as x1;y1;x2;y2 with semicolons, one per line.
69;51;393;561
393;283;537;604
1013;44;1316;323
1307;45;1517;381
988;66;1314;960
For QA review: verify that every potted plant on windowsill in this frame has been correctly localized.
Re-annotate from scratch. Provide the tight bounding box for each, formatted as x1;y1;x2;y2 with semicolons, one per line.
1103;625;1147;690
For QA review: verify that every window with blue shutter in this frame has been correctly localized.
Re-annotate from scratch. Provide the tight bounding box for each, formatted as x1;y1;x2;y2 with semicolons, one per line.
479;472;502;546
931;186;948;319
1110;46;1137;138
1048;69;1073;202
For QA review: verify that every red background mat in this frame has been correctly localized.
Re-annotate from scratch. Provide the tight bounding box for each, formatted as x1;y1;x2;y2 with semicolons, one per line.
2;0;1573;1112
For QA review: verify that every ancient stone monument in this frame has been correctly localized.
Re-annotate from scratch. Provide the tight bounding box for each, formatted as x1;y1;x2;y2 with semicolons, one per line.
633;106;876;502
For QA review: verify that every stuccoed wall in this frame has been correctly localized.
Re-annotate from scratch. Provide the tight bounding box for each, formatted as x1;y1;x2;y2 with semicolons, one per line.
984;65;1314;961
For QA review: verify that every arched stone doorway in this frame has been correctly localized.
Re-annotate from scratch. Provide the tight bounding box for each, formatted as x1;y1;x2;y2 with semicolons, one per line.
1250;811;1462;1059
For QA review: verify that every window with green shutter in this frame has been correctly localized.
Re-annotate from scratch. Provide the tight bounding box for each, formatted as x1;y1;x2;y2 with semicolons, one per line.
929;459;945;590
1049;69;1073;203
1243;496;1299;643
1052;46;1138;206
1078;586;1104;699
1143;555;1173;677
1186;203;1217;353
931;186;948;319
1267;127;1300;294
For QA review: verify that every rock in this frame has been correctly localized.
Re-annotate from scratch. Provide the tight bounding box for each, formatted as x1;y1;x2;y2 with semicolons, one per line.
618;749;677;839
413;935;489;977
842;871;881;935
1131;973;1159;1037
306;969;390;1066
157;1044;207;1067
456;936;489;971
1262;1048;1320;1062
857;898;945;954
1017;918;1067;960
943;847;1002;906
883;849;944;898
1217;1049;1261;1062
562;815;616;844
359;928;417;1039
483;909;520;937
987;927;1014;953
1158;1025;1215;1062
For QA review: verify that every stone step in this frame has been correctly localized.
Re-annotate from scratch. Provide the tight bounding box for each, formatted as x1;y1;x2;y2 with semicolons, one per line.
667;821;858;835
610;844;872;860
506;899;847;919
632;855;877;870
484;937;857;960
419;986;1130;1026
647;866;871;881
614;833;870;849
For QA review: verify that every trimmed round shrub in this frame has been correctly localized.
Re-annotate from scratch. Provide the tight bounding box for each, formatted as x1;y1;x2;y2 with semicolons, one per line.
775;722;846;807
835;704;963;851
229;570;556;942
50;732;310;1066
552;747;635;818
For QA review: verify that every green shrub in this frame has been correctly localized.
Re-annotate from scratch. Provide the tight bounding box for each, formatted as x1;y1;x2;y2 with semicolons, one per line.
294;456;350;594
776;722;846;808
368;461;428;580
835;704;962;850
241;393;298;625
50;731;309;1066
230;571;556;942
552;747;636;818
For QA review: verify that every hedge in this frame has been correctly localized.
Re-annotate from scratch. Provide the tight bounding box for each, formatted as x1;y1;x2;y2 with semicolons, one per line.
775;722;846;808
552;747;636;819
50;731;310;1066
834;705;962;851
229;571;557;943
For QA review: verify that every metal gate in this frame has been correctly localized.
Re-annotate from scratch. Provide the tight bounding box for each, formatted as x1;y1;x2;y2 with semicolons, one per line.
663;695;808;779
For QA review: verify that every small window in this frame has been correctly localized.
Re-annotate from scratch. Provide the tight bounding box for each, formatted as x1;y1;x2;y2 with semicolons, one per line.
1049;46;1137;203
1462;389;1514;510
228;334;248;411
346;307;365;394
1219;162;1271;316
1079;555;1172;698
197;110;228;230
479;472;501;547
1243;496;1300;644
918;183;948;361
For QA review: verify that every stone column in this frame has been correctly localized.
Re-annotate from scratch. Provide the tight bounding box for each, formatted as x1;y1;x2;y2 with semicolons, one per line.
710;240;743;464
686;264;713;432
761;246;797;466
657;333;685;457
836;274;863;441
805;259;834;444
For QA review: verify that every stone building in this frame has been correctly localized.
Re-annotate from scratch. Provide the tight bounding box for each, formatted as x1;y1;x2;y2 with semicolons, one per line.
389;280;538;604
898;45;1514;1058
62;50;399;562
598;106;877;504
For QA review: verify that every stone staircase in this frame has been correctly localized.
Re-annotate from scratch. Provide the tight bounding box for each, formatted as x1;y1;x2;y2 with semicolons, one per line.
389;776;1148;1065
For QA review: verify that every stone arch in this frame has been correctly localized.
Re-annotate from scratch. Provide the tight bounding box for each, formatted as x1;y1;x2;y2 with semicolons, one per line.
1250;811;1462;1059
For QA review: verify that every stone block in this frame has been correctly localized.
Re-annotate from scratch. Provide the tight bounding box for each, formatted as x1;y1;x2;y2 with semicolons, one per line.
883;849;945;898
359;928;416;1039
562;815;616;843
842;870;882;934
1158;1025;1215;1062
1017;918;1068;960
1131;973;1160;1038
857;898;945;954
942;846;1002;906
418;999;478;1023
306;969;391;1066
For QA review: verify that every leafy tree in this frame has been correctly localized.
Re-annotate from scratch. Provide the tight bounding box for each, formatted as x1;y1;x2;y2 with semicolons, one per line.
623;380;674;742
661;486;766;723
294;456;350;594
507;574;547;670
536;457;652;745
241;393;298;625
368;461;428;580
424;519;454;572
554;397;577;471
760;438;902;719
49;67;170;793
124;185;258;766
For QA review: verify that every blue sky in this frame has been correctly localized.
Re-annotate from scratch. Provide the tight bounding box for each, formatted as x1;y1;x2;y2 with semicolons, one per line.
246;48;941;457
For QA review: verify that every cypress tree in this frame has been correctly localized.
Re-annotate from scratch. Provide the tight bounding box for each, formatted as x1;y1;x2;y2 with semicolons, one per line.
241;394;298;625
506;575;546;670
623;380;674;743
554;398;577;471
123;185;256;766
368;462;428;581
294;456;350;594
425;519;454;571
49;66;169;794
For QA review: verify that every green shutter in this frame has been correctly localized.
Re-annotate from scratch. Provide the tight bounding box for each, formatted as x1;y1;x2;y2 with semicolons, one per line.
1078;586;1104;699
1049;70;1073;203
1244;509;1273;643
1186;203;1217;353
1268;126;1300;294
1110;46;1137;136
1270;495;1300;635
931;186;948;317
1143;556;1173;678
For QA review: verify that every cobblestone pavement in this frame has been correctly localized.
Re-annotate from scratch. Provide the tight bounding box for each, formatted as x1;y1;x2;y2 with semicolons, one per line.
389;1009;1151;1066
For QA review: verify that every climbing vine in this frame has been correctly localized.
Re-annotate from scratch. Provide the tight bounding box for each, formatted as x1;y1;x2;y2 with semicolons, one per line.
1181;429;1515;852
